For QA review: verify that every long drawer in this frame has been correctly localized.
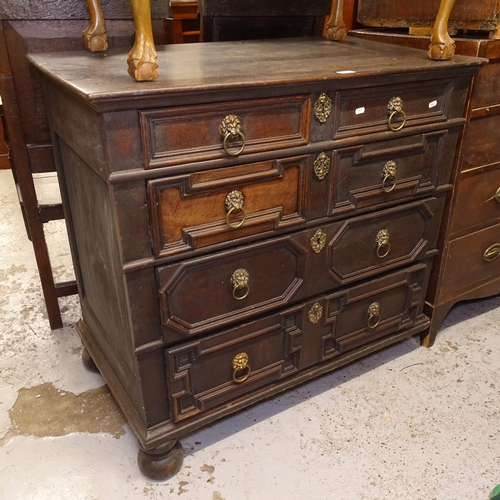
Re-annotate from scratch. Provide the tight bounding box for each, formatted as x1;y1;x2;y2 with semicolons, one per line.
157;196;444;342
147;131;454;259
164;262;430;423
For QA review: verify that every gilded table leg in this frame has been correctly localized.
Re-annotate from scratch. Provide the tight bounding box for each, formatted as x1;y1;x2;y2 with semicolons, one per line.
325;0;347;41
137;440;184;480
83;0;108;52
428;0;456;60
127;0;159;81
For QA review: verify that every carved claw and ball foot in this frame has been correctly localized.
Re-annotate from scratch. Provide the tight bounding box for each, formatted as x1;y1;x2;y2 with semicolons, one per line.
127;42;159;81
83;0;108;52
428;38;456;61
325;25;348;42
83;30;108;52
81;347;100;373
138;440;184;480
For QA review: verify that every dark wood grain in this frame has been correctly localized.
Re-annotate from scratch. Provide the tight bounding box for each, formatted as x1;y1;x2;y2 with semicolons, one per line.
28;36;484;106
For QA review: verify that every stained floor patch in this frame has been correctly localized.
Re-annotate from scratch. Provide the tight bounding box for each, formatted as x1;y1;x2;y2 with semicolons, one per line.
4;382;126;442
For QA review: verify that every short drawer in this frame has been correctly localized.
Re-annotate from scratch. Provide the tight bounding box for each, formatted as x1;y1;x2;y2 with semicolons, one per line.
158;197;443;342
164;263;429;422
140;95;311;168
441;222;500;300
328;129;457;216
332;79;454;138
451;164;500;236
148;156;310;258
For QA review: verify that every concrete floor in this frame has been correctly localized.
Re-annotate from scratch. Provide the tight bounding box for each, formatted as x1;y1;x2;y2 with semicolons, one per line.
1;168;499;499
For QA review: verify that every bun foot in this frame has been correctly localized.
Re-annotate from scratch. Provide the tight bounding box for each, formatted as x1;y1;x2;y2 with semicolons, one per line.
428;40;456;60
81;347;100;373
138;440;184;480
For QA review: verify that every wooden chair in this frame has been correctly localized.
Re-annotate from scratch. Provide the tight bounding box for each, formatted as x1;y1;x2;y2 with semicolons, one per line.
0;0;168;329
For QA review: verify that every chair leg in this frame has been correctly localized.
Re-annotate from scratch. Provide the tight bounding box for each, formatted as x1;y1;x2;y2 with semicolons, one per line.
31;221;64;329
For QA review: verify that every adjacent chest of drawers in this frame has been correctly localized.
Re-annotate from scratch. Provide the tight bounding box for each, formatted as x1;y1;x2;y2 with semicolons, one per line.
351;30;500;346
29;37;482;479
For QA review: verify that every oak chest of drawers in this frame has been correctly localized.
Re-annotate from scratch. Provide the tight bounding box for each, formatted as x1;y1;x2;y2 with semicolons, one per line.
29;37;482;479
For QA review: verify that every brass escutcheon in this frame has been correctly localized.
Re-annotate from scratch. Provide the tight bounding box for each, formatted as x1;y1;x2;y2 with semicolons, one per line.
308;302;323;324
483;243;500;262
232;352;251;383
375;229;390;258
494;187;500;203
382;160;397;193
387;97;407;131
367;302;381;329
310;229;327;253
314;93;332;123
220;114;246;156
313;152;331;181
230;268;250;300
224;190;246;229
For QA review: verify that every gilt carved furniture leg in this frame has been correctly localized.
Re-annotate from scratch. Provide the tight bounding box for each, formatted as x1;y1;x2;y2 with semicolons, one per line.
83;0;108;51
137;440;184;480
325;0;347;41
428;0;456;60
127;0;159;81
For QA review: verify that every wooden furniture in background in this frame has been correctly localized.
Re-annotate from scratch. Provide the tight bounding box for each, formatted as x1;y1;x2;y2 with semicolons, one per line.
0;0;168;329
168;1;199;44
350;30;500;346
357;0;500;39
199;0;332;41
30;36;481;478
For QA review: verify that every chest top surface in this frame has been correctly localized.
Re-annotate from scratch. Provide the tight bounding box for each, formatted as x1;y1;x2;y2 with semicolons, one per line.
28;36;485;106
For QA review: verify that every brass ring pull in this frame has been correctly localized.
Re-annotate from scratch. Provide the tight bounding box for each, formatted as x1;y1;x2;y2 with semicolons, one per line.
381;160;397;193
223;130;246;156
232;352;251;383
375;229;390;259
220;114;246;156
367;302;381;329
483;243;500;262
225;190;246;229
387;97;407;131
494;187;500;204
230;268;250;300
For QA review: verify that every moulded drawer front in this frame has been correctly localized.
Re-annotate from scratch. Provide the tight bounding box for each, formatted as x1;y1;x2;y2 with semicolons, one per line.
148;156;310;258
330;130;457;216
333;79;454;138
158;197;442;344
451;165;500;235
164;263;429;423
140;95;311;168
326;196;445;285
322;263;429;355
157;237;307;339
165;308;304;422
441;223;500;300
